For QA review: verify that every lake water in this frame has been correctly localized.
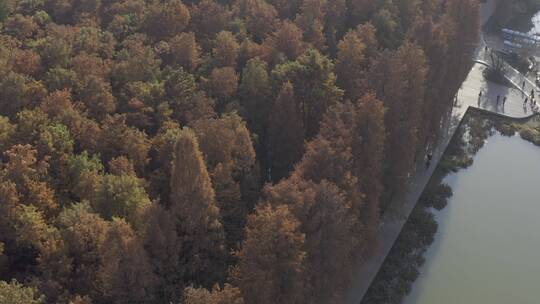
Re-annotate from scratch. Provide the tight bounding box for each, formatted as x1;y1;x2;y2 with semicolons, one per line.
402;133;540;304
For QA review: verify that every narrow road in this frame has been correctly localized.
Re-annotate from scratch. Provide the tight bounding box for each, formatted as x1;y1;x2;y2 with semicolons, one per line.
345;1;537;303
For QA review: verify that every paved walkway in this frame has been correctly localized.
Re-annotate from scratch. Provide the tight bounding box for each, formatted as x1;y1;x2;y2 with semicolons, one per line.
345;1;538;303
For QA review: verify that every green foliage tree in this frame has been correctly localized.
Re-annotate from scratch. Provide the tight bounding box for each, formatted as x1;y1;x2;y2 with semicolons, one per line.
87;174;151;229
0;280;45;304
164;68;216;125
272;49;343;138
184;284;243;304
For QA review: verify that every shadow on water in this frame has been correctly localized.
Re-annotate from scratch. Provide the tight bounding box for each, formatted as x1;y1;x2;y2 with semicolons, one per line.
360;109;540;304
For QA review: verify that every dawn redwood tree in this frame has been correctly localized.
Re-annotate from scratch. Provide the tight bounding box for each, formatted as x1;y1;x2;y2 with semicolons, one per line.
370;42;427;205
232;204;305;304
239;57;271;135
192;114;259;250
189;0;232;42
164;68;216;125
143;0;191;41
263;177;360;304
444;0;480;93
295;0;327;50
268;82;304;182
98;218;156;304
170;128;226;287
263;21;305;61
408;16;450;149
236;0;278;42
355;23;379;61
39;203;109;301
142;204;182;303
208;67;239;103
167;32;202;72
212;31;239;68
266;0;301;19
98;114;151;174
351;93;386;248
335;29;367;100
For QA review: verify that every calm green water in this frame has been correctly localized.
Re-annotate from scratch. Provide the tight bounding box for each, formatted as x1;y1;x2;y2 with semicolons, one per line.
403;134;540;304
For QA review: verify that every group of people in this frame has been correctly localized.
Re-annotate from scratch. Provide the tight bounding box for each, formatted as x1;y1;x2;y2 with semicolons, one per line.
522;80;539;113
477;81;540;113
477;90;506;108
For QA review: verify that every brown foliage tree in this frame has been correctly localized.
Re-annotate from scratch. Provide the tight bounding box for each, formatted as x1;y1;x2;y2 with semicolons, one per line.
268;82;304;181
295;0;327;50
192;114;259;249
167;32;202;71
335;30;367;100
47;203;109;300
232;204;305;304
263;178;359;303
98;114;150;174
236;0;278;42
370;42;427;202
170;128;226;287
98;218;156;304
355;22;379;62
142;204;182;303
143;0;190;41
262;21;305;61
189;0;232;41
212;31;239;68
208;67;239;102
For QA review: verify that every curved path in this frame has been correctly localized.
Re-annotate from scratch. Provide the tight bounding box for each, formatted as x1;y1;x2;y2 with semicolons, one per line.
345;1;538;303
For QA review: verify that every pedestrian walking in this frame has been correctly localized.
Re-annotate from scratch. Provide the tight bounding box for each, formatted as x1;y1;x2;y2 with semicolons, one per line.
426;152;433;169
503;96;507;106
523;80;526;90
525;97;529;104
478;91;483;106
497;95;500;105
532;89;535;99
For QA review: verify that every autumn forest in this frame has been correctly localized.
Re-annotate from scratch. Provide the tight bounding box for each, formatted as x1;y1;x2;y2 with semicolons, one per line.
0;0;479;303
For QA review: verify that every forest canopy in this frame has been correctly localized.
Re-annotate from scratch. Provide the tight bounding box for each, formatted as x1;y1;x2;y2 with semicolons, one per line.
0;0;479;303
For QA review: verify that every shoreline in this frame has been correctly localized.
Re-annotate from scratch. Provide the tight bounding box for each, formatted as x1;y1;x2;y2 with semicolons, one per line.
361;108;540;304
